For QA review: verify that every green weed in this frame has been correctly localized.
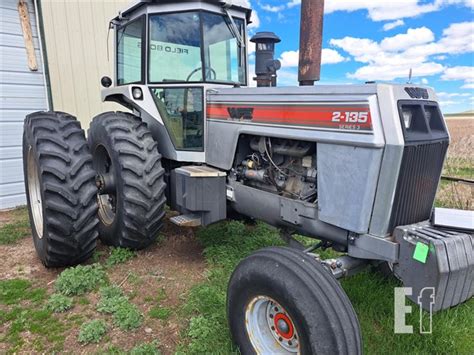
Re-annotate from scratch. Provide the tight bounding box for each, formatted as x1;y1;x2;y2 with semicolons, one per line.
97;286;129;314
55;264;108;296
97;345;127;354
46;294;73;313
96;285;143;331
106;247;136;266
112;302;143;330
130;341;161;355
78;319;107;344
92;250;106;263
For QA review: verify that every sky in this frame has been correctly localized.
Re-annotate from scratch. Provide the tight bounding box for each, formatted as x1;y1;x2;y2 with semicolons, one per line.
242;0;474;113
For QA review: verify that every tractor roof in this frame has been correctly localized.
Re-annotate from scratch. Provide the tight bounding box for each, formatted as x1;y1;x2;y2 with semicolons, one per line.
114;0;252;23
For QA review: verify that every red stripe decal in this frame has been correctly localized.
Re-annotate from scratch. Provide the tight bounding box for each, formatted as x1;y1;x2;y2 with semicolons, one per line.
207;103;373;131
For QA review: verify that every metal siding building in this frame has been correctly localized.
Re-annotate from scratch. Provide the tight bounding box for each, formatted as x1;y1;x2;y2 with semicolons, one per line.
0;0;47;209
39;0;129;129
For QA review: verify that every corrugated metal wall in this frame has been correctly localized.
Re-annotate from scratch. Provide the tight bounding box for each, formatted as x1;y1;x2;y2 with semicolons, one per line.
40;0;130;129
0;0;48;209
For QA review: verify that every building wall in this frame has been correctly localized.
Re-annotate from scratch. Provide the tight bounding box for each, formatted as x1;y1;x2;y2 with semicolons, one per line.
0;0;48;209
40;0;130;129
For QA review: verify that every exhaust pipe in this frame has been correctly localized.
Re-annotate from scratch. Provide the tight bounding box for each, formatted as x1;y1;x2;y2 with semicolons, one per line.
298;0;325;86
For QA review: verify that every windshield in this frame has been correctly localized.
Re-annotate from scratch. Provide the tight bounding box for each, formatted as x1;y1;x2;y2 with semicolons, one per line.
148;11;246;84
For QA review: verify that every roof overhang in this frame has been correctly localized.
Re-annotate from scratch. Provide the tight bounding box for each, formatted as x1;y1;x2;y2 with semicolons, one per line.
113;0;252;23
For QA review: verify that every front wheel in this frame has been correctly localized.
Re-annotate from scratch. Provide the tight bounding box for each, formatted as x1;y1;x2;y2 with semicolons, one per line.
227;247;362;354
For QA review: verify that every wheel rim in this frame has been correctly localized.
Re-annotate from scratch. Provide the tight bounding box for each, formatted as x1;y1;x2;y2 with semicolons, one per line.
27;146;43;238
245;296;300;354
93;145;116;225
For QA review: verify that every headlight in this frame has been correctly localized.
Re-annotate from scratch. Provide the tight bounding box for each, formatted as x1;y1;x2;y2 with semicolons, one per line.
132;87;143;100
402;108;413;129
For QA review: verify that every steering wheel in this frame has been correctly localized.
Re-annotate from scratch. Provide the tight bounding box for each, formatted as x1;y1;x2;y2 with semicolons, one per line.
186;66;216;81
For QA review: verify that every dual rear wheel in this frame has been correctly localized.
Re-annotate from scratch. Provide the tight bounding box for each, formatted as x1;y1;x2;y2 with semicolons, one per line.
23;111;166;267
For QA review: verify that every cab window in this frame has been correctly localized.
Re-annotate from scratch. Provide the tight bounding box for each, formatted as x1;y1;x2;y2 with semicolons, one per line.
202;12;245;84
150;88;204;150
117;17;143;85
149;12;203;82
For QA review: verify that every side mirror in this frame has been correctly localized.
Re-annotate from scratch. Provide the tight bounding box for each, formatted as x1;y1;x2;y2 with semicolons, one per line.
101;76;112;88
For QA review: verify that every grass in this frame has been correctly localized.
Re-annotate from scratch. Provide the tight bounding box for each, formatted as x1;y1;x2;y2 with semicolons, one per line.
0;207;30;245
148;306;172;321
0;279;47;305
178;220;474;354
436;158;473;209
0;279;67;352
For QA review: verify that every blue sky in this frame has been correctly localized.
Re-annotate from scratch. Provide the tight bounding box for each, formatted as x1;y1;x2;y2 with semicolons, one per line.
244;0;474;113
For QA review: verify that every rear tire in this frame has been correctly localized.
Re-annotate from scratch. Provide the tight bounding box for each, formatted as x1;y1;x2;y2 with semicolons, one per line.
23;111;98;267
227;247;362;355
88;112;166;249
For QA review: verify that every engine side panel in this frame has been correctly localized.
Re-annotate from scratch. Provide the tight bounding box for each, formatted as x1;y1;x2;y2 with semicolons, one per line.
317;143;383;233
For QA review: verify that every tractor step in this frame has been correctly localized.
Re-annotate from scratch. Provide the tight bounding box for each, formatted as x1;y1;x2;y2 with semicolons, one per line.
170;214;201;227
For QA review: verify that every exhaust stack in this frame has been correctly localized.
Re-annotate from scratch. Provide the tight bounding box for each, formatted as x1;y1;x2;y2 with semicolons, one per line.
298;0;325;86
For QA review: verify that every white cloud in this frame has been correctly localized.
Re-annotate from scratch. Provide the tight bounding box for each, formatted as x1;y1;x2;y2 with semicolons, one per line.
441;66;474;88
249;9;260;29
277;68;299;86
279;49;347;67
287;0;301;8
323;48;349;64
324;0;439;21
437;91;472;97
439;0;474;9
439;100;460;106
380;27;434;51
383;20;405;31
260;4;286;12
316;0;473;22
279;50;300;67
421;78;429;84
235;0;260;29
330;22;474;81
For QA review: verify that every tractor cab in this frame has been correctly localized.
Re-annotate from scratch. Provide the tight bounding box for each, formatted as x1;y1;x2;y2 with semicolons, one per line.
102;0;251;160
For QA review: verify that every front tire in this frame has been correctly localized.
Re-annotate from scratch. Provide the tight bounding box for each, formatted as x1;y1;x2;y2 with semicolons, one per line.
227;247;362;355
88;112;166;249
23;111;98;267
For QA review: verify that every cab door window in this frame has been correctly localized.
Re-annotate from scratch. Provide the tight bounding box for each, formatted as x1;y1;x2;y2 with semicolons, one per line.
150;88;204;151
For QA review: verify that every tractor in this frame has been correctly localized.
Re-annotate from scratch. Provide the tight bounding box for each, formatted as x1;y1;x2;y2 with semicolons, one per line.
22;0;473;353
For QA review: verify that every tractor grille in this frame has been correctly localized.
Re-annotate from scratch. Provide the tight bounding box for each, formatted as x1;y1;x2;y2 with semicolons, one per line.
389;140;449;231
